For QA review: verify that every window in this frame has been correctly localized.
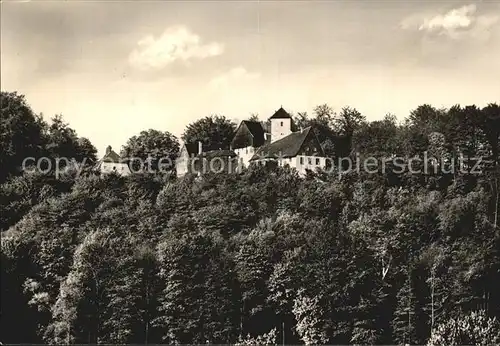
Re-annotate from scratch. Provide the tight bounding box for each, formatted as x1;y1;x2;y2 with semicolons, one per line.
280;121;283;126
316;158;320;165
308;158;312;165
300;157;304;165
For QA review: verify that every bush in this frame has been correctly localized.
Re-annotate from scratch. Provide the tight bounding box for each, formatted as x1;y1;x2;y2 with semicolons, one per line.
427;310;500;346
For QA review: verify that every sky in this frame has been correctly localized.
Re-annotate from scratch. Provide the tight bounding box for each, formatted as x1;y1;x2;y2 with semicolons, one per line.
2;0;500;157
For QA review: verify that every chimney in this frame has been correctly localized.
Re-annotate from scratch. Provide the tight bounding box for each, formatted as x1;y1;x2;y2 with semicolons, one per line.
198;141;202;155
106;145;112;155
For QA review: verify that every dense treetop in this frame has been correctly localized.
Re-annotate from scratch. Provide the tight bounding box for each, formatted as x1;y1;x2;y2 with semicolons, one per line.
1;90;499;344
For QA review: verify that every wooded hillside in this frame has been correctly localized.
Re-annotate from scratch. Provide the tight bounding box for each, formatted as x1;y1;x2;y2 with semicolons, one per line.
1;91;500;344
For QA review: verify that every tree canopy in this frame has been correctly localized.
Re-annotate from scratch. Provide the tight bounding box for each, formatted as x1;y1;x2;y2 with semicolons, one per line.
0;92;46;181
1;91;500;345
0;92;97;182
121;129;180;172
181;115;236;150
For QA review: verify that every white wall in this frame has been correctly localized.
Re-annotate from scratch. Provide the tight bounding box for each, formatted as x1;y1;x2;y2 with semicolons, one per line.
176;156;189;177
100;162;131;176
234;146;256;167
271;118;292;143
290;155;326;176
253;155;326;176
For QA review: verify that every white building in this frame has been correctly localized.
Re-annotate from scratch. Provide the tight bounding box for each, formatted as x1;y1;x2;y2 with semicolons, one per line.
175;106;329;177
95;145;131;176
233;107;328;176
176;141;238;177
231;120;270;168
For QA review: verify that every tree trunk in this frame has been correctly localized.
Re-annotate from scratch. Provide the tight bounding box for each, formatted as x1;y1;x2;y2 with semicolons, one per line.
407;266;412;345
494;177;499;232
430;270;435;332
282;321;285;346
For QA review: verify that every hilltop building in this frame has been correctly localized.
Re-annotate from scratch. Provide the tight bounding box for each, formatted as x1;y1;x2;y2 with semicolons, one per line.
97;107;329;178
232;107;327;175
250;125;327;174
176;141;238;177
177;106;329;177
269;106;294;142
231;120;270;167
95;145;131;176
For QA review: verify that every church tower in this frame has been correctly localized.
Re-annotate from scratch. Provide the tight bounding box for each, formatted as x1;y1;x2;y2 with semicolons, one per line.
269;106;293;143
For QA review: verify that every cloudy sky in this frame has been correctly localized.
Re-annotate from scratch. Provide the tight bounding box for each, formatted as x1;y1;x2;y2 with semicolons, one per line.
2;0;500;156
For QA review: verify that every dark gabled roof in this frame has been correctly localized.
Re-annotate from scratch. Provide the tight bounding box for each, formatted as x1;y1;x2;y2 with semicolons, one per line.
231;120;267;149
250;127;322;160
242;120;265;140
269;107;293;120
94;147;129;170
102;149;122;163
184;142;200;156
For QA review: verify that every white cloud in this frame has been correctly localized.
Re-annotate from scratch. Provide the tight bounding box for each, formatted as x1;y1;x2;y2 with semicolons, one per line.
208;67;260;89
129;26;224;70
401;4;499;40
419;4;477;32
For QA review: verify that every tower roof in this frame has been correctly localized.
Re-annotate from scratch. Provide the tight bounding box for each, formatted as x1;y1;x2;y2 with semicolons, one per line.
269;107;292;120
101;146;122;163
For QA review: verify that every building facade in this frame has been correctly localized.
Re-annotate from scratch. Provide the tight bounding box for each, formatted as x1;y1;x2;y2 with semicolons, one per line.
176;106;330;177
230;120;269;168
95;146;131;176
250;124;327;176
238;107;328;176
176;141;239;177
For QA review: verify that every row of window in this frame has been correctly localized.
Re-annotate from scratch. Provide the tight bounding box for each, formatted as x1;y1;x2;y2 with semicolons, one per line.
103;164;128;171
299;157;321;166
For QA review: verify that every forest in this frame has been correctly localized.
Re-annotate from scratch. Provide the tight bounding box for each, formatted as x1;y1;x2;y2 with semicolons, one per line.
1;90;500;345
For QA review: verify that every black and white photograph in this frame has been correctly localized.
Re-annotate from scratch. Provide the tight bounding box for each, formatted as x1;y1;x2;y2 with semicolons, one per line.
1;0;500;344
